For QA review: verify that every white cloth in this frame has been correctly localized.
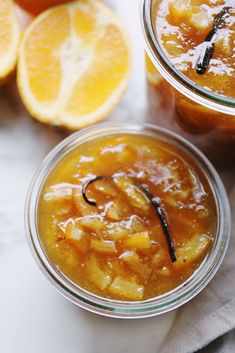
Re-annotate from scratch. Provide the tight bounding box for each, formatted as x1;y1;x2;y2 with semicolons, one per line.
160;187;235;353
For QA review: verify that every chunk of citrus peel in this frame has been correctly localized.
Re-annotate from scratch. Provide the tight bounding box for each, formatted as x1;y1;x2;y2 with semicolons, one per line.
17;0;131;130
0;0;21;83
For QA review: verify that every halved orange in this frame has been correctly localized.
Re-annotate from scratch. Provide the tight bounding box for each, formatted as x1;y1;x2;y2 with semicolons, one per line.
0;0;21;83
15;0;71;16
17;0;131;129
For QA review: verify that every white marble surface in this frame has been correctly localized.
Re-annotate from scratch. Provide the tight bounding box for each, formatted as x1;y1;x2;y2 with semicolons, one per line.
0;1;177;353
0;244;176;353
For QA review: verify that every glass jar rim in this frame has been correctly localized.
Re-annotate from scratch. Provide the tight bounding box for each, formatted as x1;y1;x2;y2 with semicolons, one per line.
25;122;231;319
141;0;235;115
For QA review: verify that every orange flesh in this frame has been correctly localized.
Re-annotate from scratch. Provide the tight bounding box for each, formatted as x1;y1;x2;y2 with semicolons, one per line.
38;134;217;301
155;0;235;98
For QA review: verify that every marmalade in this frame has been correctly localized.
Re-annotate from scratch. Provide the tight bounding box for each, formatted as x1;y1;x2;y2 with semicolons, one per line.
146;0;235;166
38;134;217;301
156;0;235;98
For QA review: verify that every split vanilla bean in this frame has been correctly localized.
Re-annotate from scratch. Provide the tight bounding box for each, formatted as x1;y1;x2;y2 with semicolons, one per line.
82;176;108;206
139;184;176;263
196;6;232;75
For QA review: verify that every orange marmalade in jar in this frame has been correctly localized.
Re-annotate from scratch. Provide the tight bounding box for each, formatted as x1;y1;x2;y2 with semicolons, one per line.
26;124;231;317
38;131;217;301
142;0;235;167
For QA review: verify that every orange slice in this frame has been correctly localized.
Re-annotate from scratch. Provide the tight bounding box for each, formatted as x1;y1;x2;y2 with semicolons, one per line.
17;0;131;129
0;0;21;83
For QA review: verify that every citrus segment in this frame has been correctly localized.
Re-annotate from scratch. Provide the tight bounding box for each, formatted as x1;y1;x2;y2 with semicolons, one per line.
63;24;130;128
24;7;70;104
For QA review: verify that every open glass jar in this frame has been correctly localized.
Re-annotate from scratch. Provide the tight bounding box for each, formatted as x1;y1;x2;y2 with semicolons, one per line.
25;123;230;318
141;0;235;168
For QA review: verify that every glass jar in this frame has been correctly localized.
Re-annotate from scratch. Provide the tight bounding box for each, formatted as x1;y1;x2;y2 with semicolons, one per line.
25;123;231;318
141;0;235;168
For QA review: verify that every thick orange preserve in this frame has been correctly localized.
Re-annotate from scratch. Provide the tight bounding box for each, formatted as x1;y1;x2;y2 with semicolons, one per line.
146;0;235;166
156;0;235;97
38;134;217;301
